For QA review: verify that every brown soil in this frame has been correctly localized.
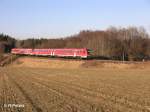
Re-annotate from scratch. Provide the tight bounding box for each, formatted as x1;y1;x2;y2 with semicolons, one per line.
1;57;150;112
0;67;150;112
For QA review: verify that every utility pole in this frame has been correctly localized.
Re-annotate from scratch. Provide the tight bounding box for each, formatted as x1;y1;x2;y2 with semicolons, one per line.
122;51;125;62
11;54;12;64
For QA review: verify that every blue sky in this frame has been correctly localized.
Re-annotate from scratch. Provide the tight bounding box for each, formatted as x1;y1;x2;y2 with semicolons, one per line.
0;0;150;39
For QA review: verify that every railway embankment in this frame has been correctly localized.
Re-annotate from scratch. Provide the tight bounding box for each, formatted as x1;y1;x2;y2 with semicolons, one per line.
10;57;150;69
0;54;19;67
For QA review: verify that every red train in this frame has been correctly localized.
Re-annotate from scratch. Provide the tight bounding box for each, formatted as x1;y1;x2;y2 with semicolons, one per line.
11;48;90;58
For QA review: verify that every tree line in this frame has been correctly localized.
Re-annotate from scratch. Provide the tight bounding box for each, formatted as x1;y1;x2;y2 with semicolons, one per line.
0;26;150;61
0;33;16;53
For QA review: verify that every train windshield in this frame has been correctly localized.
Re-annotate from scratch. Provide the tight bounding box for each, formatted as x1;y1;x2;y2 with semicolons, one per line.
87;49;93;55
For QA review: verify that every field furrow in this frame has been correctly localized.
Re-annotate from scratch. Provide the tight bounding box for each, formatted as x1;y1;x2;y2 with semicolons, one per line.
17;68;149;111
1;67;150;112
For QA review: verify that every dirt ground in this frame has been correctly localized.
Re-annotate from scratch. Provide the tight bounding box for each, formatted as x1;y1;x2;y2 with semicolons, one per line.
0;57;150;112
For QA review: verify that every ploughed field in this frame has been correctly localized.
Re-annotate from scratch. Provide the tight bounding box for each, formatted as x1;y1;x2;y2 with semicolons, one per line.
0;67;150;112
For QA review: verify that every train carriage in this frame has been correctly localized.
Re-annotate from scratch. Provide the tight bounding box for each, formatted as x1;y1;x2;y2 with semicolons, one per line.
11;48;90;58
11;48;32;55
53;48;88;58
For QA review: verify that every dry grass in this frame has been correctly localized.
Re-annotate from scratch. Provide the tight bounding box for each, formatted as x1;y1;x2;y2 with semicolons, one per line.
0;57;150;112
11;57;150;69
11;57;83;69
82;60;150;69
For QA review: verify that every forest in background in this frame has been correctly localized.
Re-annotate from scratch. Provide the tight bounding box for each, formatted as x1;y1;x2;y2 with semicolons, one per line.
0;26;150;61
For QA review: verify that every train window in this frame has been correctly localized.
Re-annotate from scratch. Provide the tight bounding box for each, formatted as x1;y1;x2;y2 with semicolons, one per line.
78;50;81;53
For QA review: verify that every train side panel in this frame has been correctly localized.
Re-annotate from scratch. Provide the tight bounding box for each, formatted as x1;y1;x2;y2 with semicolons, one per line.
11;48;32;55
53;48;88;58
32;49;53;56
